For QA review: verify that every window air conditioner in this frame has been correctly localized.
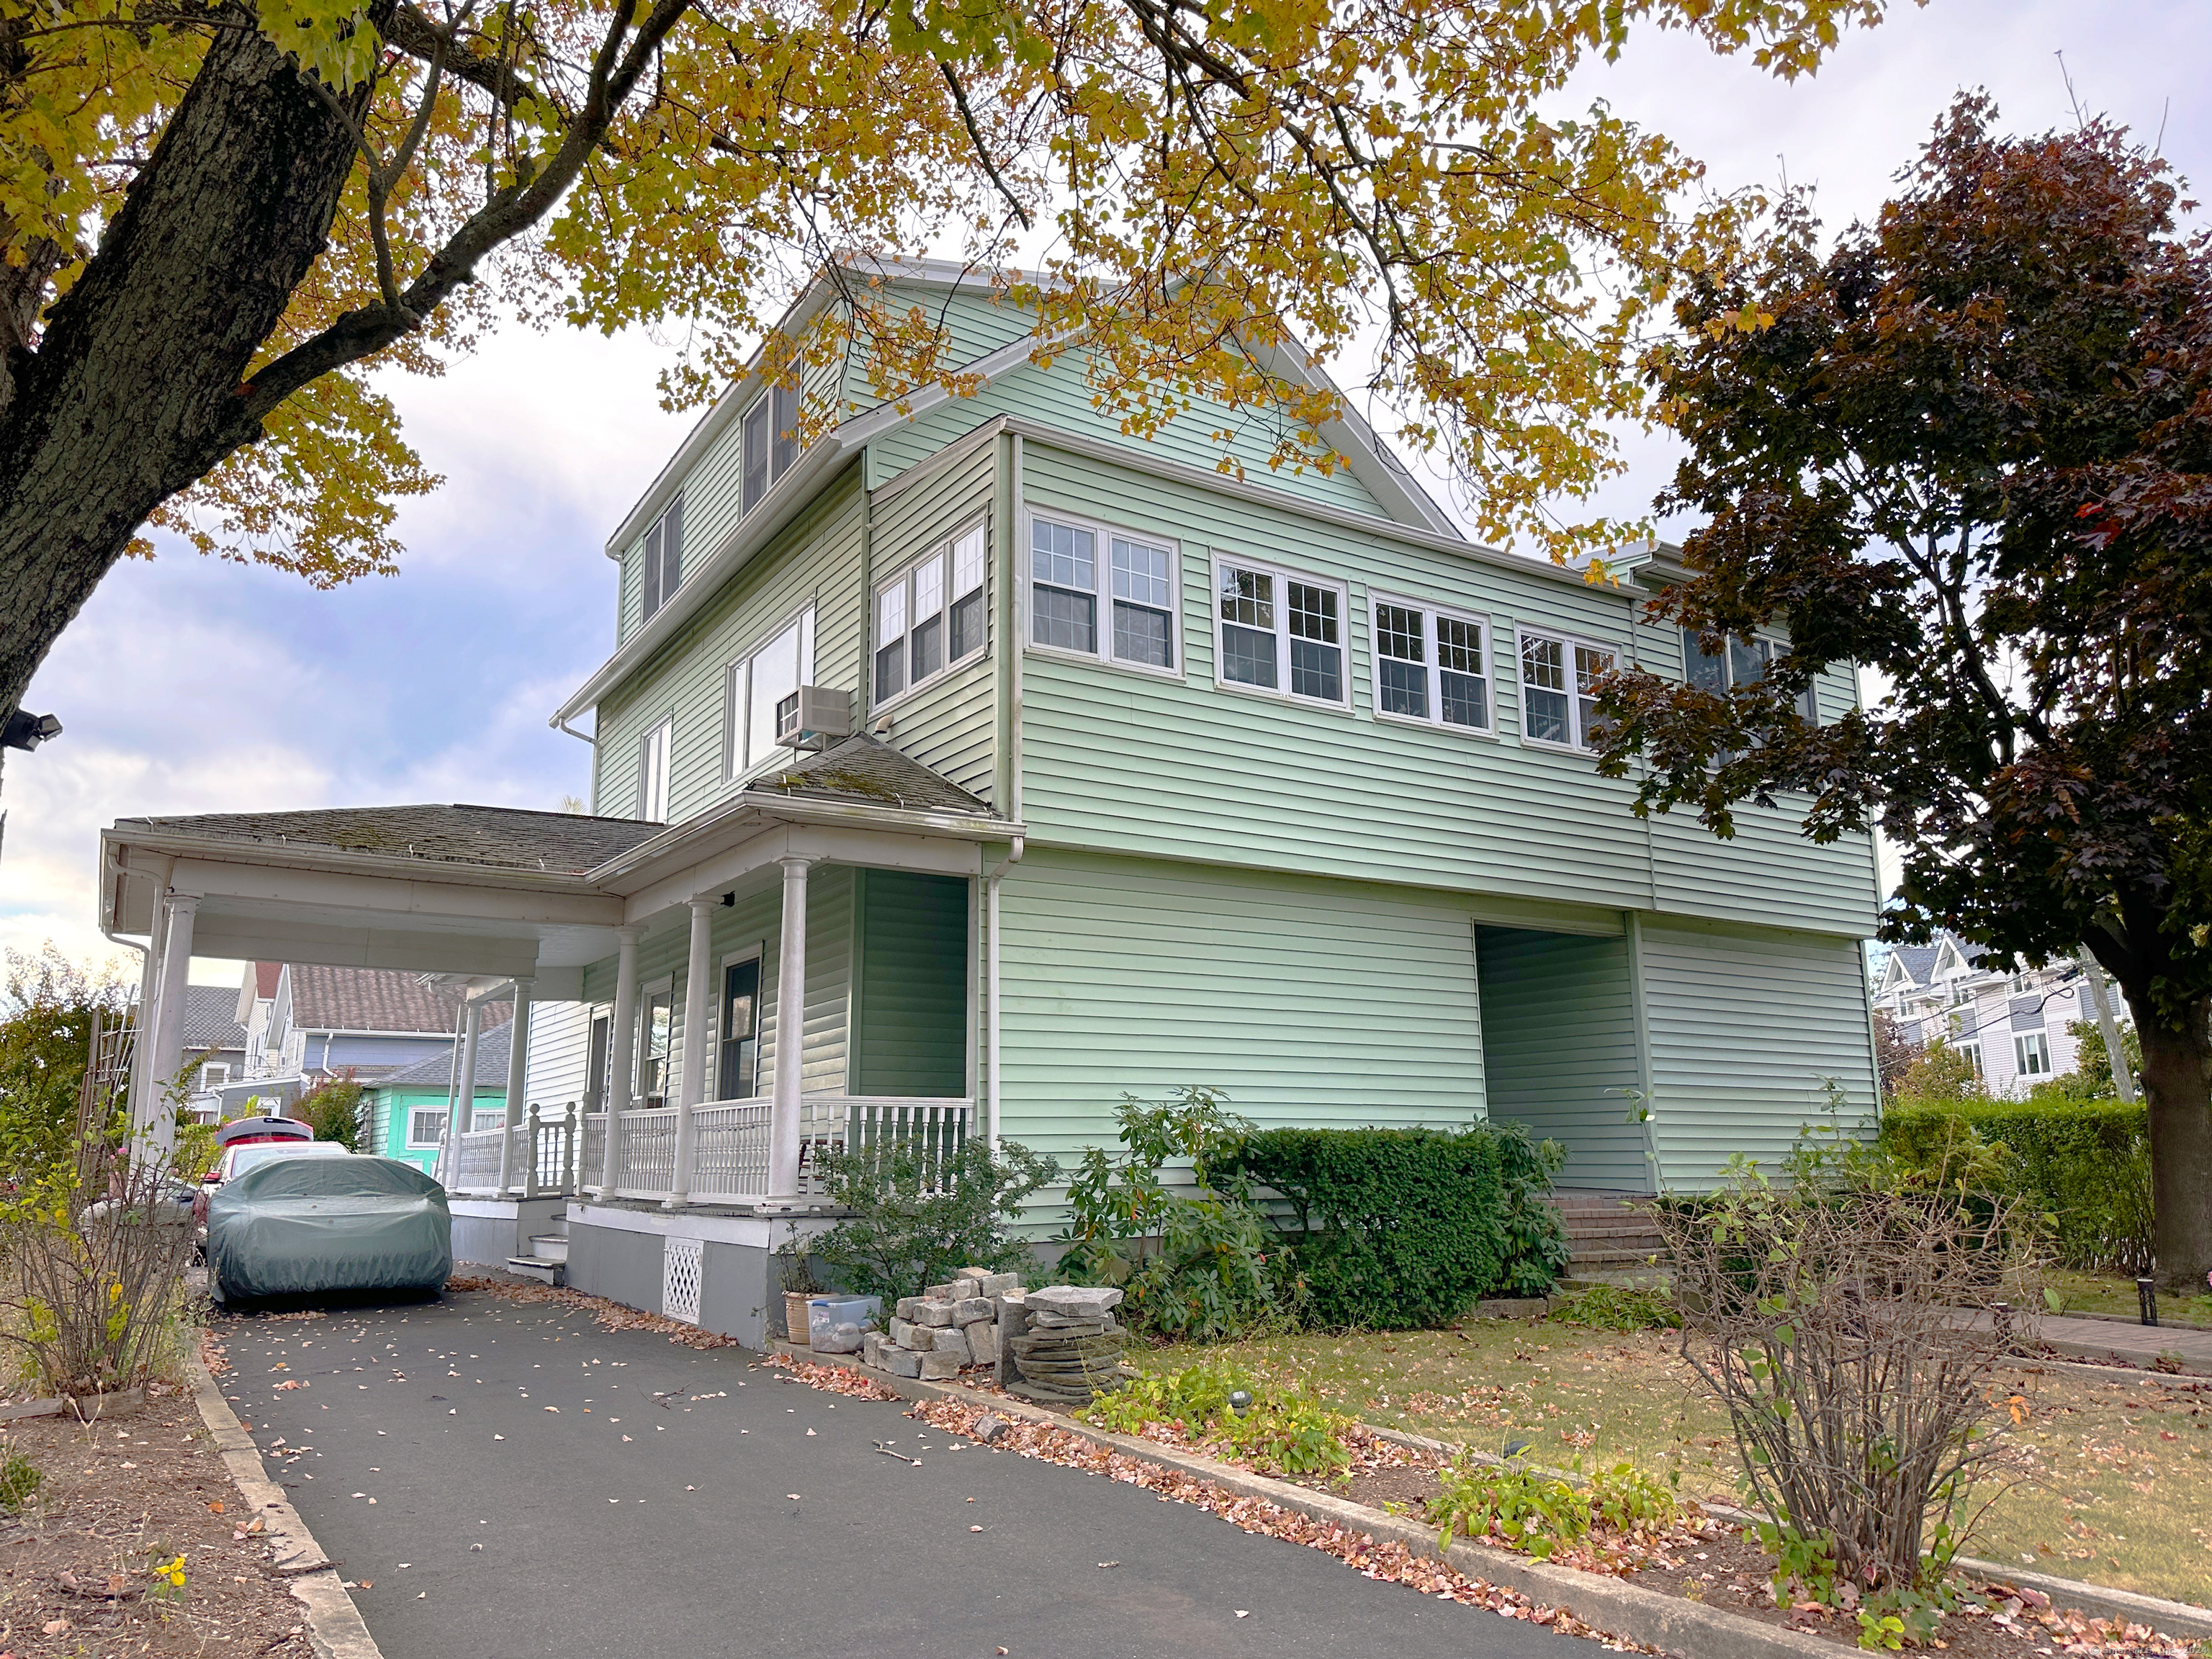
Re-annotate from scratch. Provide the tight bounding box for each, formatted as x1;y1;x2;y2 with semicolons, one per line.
776;686;852;751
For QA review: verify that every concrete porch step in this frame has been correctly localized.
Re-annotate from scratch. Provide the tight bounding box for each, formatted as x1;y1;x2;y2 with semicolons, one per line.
505;1256;562;1284
527;1233;569;1262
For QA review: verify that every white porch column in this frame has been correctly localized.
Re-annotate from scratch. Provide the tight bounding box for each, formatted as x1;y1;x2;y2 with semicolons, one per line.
444;999;483;1187
433;997;467;1185
143;892;197;1157
665;899;714;1208
125;863;173;1136
766;857;813;1202
602;925;641;1194
498;980;534;1193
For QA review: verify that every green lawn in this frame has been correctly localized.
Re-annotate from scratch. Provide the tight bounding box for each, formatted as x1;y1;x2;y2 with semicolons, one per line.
1147;1316;2212;1606
2045;1267;2212;1331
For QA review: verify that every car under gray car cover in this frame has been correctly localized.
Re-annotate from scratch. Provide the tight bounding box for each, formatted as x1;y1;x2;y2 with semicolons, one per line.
206;1155;452;1300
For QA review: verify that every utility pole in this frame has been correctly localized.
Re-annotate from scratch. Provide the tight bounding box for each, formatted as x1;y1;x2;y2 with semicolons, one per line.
2077;949;2139;1104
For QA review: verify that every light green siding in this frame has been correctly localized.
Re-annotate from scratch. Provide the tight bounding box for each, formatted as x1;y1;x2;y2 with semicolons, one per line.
1638;918;1879;1188
368;1085;502;1174
594;468;867;822
862;434;1001;801
851;871;970;1096
1009;436;1876;936
1475;927;1650;1192
995;848;1488;1182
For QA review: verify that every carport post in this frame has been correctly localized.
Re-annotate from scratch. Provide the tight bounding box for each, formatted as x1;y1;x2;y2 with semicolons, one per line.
144;891;197;1158
602;925;641;1194
665;899;713;1208
433;996;466;1186
766;857;812;1202
497;979;534;1194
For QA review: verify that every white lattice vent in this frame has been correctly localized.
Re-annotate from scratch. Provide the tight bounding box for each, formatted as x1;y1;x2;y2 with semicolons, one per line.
662;1236;704;1325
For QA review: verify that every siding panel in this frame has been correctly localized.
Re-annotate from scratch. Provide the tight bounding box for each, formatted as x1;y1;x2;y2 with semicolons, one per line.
1476;927;1650;1191
1639;919;1879;1188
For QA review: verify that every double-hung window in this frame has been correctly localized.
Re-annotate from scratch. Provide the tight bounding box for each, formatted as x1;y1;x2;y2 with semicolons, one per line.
742;381;803;515
1371;597;1493;733
1683;627;1822;722
1215;557;1346;704
723;606;816;780
407;1107;447;1148
638;983;673;1105
636;715;671;821
1028;513;1179;675
638;494;684;624
2014;1032;2051;1076
1517;629;1614;750
877;525;987;706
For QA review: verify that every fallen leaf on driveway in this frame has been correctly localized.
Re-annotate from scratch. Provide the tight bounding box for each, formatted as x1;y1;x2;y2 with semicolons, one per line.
787;1494;801;1501
1236;1610;1250;1619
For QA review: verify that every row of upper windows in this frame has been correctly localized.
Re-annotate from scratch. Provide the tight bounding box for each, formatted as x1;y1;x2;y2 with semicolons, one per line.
631;382;807;632
1009;508;1822;752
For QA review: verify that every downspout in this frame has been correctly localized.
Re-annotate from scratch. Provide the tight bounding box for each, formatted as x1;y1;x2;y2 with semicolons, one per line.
554;714;595;745
982;836;1025;1154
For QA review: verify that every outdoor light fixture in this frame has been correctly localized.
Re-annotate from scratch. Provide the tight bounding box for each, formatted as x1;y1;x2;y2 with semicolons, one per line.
2137;1276;2159;1328
0;710;61;751
1227;1389;1252;1418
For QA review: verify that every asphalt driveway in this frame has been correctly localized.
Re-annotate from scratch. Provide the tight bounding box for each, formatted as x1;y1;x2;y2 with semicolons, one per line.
217;1288;1588;1658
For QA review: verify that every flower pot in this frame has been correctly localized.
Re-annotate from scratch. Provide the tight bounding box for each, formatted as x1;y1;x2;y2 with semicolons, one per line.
783;1290;813;1349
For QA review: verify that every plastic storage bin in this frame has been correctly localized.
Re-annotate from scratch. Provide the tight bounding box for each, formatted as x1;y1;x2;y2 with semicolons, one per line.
806;1295;882;1354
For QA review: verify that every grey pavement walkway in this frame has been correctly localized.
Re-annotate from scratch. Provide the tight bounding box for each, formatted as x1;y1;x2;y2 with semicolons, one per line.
2031;1310;2212;1372
217;1289;1587;1659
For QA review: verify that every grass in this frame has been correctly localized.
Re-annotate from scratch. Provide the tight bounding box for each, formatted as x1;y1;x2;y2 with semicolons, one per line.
2044;1267;2212;1331
1146;1319;2212;1606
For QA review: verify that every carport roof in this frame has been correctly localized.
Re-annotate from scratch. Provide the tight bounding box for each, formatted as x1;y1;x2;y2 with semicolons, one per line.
110;804;660;875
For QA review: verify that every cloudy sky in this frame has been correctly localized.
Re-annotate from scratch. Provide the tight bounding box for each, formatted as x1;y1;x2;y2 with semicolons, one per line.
4;0;2203;985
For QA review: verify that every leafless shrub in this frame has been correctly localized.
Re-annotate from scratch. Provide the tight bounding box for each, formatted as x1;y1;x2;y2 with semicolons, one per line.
1655;1166;2037;1592
1;1130;199;1401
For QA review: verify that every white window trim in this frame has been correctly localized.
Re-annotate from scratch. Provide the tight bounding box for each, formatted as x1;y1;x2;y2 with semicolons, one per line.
1367;590;1498;737
405;1105;448;1150
199;1061;230;1089
2014;1032;2051;1076
635;713;673;822
874;517;993;711
1208;551;1352;710
1020;505;1185;683
721;601;818;783
713;943;765;1101
1681;624;1822;724
1513;624;1617;753
637;974;675;1102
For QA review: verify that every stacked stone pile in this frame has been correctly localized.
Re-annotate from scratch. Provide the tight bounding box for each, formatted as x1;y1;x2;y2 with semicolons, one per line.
1004;1285;1127;1408
863;1267;1023;1381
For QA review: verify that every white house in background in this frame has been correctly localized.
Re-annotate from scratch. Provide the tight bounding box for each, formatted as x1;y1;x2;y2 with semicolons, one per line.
1872;930;2126;1098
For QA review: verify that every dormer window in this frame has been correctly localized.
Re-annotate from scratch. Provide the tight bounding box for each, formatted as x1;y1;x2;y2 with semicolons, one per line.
742;381;802;514
639;495;683;624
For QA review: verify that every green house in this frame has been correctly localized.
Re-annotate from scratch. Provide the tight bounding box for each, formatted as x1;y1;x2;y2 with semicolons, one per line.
102;258;1879;1339
364;1020;513;1176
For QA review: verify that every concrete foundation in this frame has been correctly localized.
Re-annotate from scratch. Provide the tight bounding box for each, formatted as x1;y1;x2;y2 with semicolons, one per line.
449;1197;567;1269
561;1202;840;1350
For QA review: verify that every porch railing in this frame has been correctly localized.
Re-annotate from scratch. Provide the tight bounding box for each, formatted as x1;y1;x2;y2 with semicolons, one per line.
444;1094;971;1206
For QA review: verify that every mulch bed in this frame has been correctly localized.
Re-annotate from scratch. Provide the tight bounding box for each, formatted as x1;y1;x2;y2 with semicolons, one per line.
0;1366;306;1658
759;1353;2201;1659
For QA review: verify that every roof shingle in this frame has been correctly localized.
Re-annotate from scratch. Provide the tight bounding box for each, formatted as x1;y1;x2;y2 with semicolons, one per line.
372;1018;512;1090
118;804;660;874
745;734;993;817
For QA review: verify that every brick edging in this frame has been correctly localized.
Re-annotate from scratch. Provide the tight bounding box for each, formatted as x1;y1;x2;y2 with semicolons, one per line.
186;1349;385;1659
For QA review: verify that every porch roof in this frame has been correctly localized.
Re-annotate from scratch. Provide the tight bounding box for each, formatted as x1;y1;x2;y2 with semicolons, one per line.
99;739;1020;985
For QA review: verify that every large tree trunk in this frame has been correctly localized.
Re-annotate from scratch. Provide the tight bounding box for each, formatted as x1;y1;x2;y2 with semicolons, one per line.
2129;994;2212;1295
0;6;369;726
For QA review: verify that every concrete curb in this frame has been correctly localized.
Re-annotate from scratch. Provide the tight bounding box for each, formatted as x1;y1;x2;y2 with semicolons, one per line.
778;1343;2212;1653
185;1350;385;1659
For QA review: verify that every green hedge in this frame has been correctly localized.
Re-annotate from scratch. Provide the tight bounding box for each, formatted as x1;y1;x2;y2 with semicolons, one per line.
1879;1098;2152;1274
1223;1128;1518;1328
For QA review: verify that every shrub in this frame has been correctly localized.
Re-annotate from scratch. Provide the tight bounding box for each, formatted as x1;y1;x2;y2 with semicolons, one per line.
0;1439;38;1512
1547;1282;1677;1331
807;1134;1057;1305
296;1073;367;1152
1487;1122;1573;1296
1084;1361;1352;1477
1880;1097;2152;1274
1059;1088;1297;1342
1429;1457;1681;1558
1653;1147;2033;1594
1224;1126;1509;1328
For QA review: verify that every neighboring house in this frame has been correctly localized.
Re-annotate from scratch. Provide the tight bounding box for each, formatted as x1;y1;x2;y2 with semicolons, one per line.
103;257;1884;1343
1871;930;2119;1098
364;1021;513;1175
177;984;251;1122
192;961;500;1123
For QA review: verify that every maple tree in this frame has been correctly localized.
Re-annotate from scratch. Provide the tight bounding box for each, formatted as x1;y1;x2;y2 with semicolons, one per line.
1597;96;2212;1290
1;0;1897;726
